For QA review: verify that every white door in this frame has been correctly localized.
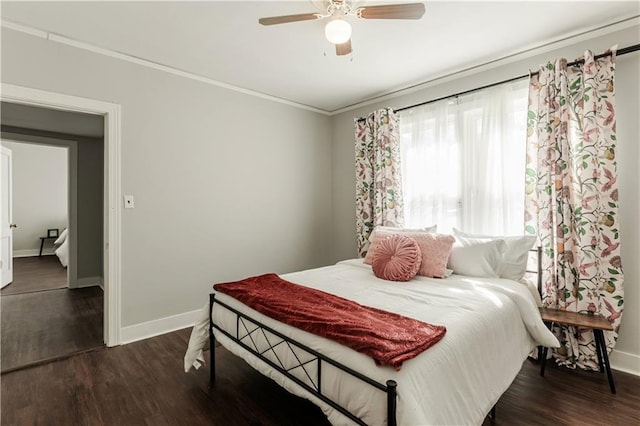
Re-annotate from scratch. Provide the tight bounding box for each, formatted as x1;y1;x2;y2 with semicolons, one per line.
1;145;14;288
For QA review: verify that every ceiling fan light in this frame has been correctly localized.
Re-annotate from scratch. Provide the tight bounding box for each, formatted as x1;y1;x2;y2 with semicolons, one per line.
324;18;352;44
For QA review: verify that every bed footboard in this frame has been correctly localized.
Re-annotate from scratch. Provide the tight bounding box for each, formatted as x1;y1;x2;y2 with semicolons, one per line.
208;293;397;426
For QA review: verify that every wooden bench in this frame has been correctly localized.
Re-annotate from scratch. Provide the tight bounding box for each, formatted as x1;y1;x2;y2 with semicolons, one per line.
539;307;616;394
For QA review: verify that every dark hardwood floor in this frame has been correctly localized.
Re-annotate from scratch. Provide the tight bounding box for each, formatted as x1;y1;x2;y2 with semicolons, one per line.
1;255;67;296
1;286;104;372
2;327;638;425
481;359;640;426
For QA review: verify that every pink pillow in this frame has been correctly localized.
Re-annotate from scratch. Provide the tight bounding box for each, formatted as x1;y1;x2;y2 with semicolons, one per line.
372;235;422;282
367;230;455;278
365;227;434;264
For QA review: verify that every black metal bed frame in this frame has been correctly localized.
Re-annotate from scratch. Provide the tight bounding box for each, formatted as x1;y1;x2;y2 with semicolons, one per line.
528;246;543;297
206;248;544;425
525;246;545;362
208;294;398;426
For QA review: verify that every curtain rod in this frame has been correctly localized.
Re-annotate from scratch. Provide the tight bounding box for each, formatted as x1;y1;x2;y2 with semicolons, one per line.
356;43;640;121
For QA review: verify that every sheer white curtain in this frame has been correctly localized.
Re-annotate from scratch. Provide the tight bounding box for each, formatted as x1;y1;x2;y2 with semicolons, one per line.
399;79;528;235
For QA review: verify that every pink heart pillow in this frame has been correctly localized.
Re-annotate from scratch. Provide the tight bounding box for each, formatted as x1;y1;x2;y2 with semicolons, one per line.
372;235;422;282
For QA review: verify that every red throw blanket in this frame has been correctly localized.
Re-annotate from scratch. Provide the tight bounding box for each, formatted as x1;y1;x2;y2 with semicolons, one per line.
213;273;446;370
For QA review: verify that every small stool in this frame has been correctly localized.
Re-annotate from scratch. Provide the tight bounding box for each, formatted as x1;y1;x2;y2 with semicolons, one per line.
539;307;616;394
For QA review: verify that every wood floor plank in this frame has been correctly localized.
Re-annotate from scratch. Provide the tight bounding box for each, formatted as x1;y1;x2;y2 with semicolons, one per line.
2;328;638;425
484;357;640;426
1;256;67;295
1;287;104;372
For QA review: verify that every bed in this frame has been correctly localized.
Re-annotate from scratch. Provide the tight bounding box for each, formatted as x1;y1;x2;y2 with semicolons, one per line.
54;228;69;267
185;252;558;425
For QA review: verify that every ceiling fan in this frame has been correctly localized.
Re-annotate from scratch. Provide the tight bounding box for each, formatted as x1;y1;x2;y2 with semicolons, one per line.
258;1;426;56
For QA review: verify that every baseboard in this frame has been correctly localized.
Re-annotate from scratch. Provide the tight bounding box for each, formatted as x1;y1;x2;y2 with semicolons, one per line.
72;276;103;289
120;308;203;345
13;249;54;257
610;349;640;376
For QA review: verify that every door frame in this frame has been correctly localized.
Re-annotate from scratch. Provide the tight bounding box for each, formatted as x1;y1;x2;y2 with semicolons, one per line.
1;83;122;346
1;138;77;287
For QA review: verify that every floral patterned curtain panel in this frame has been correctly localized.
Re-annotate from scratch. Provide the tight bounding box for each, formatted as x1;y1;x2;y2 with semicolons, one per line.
355;108;404;258
524;48;624;370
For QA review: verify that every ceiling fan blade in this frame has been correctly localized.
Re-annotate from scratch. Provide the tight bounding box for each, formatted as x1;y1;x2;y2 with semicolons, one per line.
356;3;425;20
258;13;322;26
335;39;352;56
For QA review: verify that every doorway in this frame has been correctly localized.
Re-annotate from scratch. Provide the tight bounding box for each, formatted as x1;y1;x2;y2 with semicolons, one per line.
0;122;105;372
1;141;70;295
0;83;122;347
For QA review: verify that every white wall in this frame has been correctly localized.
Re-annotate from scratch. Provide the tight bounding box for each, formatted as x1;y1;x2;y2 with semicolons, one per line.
330;25;640;374
1;141;67;256
1;27;333;330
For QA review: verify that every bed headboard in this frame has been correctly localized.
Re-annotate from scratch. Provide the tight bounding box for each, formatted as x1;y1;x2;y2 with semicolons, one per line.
525;246;543;297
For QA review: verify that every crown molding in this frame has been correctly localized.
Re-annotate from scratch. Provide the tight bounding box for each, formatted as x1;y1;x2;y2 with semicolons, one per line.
1;19;331;116
330;15;640;116
3;15;638;117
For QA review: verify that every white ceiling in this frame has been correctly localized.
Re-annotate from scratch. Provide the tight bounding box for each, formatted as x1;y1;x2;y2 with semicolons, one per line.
2;1;639;113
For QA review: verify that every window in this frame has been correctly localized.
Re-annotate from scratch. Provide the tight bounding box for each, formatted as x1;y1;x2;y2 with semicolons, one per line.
399;79;529;235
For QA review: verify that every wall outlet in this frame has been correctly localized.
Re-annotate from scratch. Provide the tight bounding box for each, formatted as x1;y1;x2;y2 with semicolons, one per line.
124;195;135;209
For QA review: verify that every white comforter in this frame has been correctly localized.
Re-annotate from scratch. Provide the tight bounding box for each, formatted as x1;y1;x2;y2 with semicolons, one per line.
54;228;69;267
55;235;69;267
185;259;558;425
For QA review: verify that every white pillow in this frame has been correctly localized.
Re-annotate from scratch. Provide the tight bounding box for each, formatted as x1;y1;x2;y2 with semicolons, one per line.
452;228;536;281
448;237;506;278
54;228;68;245
368;225;437;242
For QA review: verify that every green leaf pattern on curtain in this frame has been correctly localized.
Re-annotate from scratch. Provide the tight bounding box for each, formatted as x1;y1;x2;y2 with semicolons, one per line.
524;48;624;370
355;108;404;258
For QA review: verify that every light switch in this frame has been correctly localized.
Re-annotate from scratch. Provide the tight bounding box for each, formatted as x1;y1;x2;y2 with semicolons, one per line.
124;195;135;209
